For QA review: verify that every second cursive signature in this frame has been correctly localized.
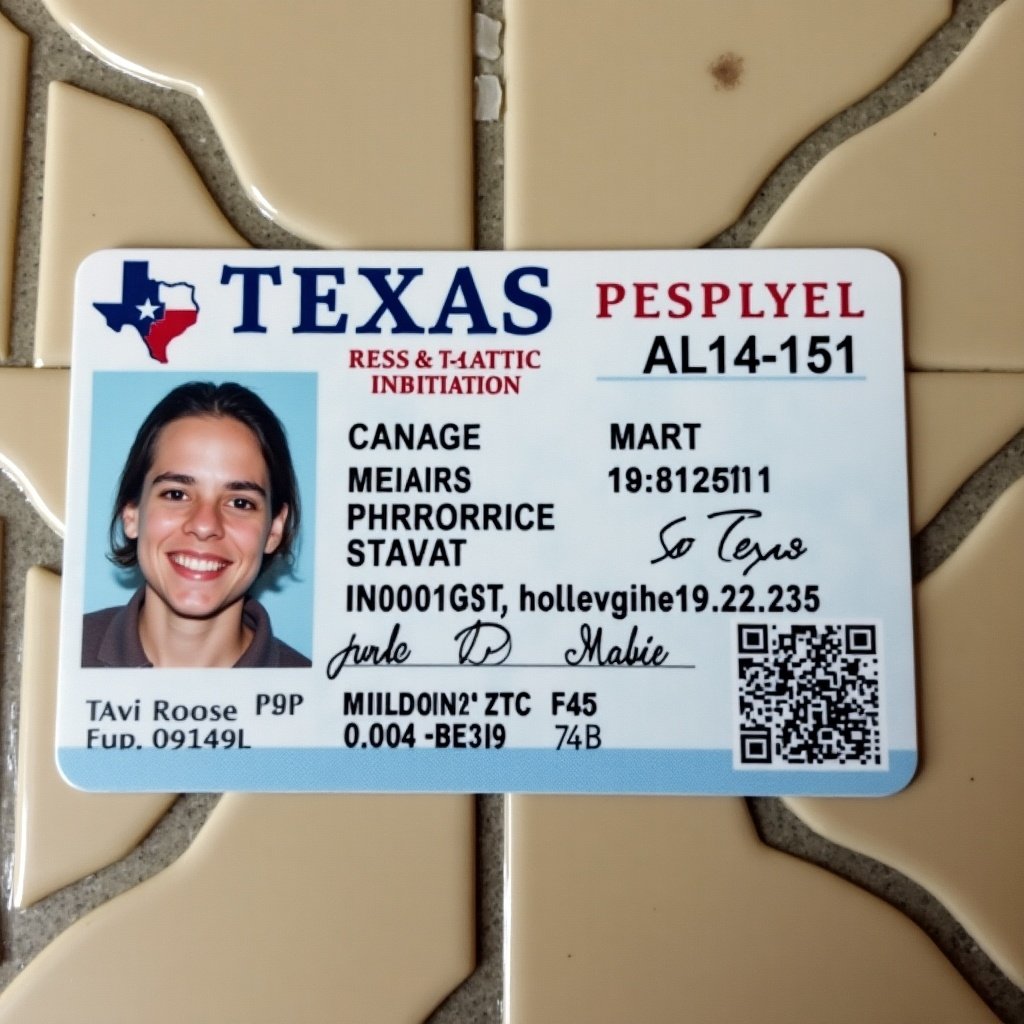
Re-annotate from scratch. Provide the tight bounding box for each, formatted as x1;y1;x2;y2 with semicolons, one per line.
564;623;670;667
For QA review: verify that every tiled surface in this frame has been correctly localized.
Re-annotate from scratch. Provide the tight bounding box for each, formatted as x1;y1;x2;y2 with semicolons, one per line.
906;373;1024;533
35;83;245;367
754;0;1024;371
0;367;66;533
0;1;1021;1021
42;0;474;251
0;793;475;1022
506;796;999;1022
1;1;478;1020
788;479;1024;989
13;566;175;908
504;0;951;249
503;0;1021;1020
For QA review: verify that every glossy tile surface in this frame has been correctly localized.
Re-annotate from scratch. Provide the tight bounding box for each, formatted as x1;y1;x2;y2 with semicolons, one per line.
35;84;245;367
14;567;175;907
907;372;1024;531
755;0;1024;370
505;0;950;248
7;82;240;898
0;368;67;534
0;794;474;1022
41;0;474;250
506;796;997;1022
0;14;27;359
787;479;1024;988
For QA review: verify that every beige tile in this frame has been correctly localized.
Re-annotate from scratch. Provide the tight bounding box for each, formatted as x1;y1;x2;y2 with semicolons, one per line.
0;14;28;360
35;84;245;367
0;368;68;534
0;793;474;1022
755;0;1024;370
41;0;474;250
908;372;1024;532
506;795;996;1022
6;77;476;1014
505;0;950;248
787;478;1024;988
503;4;1019;1018
14;567;176;907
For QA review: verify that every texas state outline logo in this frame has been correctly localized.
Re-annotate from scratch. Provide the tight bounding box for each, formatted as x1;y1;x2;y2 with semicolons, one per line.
93;260;200;363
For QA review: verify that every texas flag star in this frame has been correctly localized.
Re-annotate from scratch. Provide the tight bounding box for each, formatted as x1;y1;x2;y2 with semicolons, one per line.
136;298;160;320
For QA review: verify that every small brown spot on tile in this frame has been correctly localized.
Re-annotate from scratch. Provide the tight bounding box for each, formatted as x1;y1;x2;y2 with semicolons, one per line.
505;1;950;248
710;52;744;90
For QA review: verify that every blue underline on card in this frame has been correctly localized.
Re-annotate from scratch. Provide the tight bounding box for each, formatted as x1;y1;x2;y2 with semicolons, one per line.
595;375;868;383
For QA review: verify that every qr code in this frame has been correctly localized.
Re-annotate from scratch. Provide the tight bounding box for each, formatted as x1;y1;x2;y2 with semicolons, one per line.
734;622;883;768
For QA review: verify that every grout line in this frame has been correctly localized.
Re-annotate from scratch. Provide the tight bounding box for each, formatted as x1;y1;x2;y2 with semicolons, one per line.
707;0;1009;250
749;796;1024;1022
0;792;220;982
914;429;1024;581
473;0;505;253
0;0;309;370
429;5;506;1020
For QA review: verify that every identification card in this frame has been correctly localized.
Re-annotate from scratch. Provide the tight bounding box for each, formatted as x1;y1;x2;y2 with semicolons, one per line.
58;248;915;794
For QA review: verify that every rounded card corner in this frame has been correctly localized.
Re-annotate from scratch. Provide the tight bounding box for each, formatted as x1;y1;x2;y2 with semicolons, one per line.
75;248;120;280
856;247;903;285
879;751;918;796
55;749;97;793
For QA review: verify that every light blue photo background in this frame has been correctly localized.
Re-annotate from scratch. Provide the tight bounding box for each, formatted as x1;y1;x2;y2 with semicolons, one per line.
85;372;317;659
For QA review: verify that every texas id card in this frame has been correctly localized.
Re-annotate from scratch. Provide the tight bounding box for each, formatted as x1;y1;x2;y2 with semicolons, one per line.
58;248;915;795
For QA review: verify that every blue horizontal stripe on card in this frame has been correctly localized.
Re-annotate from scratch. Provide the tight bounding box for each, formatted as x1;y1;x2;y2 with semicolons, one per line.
595;375;868;383
59;747;917;797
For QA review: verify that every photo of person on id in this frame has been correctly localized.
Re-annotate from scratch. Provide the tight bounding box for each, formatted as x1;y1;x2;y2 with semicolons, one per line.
82;380;312;668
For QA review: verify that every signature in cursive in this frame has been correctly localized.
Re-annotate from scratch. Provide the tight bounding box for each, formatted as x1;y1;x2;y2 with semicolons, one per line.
454;620;512;665
651;507;806;576
326;622;410;678
564;623;669;667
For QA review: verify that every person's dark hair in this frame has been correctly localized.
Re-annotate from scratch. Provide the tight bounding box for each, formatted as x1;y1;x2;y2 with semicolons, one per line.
109;381;300;573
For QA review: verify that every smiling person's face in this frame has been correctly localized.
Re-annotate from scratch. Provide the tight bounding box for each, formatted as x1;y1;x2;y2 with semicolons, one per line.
121;414;288;623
